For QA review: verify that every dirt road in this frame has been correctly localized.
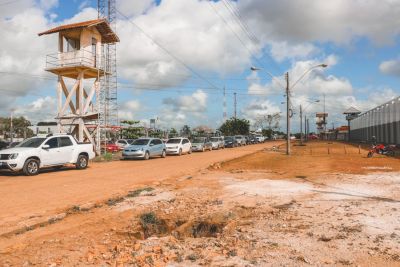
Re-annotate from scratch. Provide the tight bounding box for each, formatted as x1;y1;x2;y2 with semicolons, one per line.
1;141;400;266
0;142;279;236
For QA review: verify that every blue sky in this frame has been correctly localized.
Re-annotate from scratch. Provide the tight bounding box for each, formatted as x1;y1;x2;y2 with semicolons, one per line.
1;0;400;133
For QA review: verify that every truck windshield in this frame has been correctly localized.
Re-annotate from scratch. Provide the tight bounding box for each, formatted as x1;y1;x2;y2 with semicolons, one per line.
17;138;46;148
132;139;150;146
167;139;181;144
210;137;220;142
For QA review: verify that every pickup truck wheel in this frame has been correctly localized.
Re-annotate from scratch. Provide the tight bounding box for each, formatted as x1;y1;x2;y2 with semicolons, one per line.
76;155;88;170
23;159;40;176
161;150;166;158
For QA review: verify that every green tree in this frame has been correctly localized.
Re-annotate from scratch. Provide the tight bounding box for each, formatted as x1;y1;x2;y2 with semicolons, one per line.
219;117;250;136
120;120;143;139
169;128;178;138
0;116;33;138
180;125;191;137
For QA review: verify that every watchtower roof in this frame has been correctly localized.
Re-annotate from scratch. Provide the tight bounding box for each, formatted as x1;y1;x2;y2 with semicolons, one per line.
38;19;119;43
343;106;361;114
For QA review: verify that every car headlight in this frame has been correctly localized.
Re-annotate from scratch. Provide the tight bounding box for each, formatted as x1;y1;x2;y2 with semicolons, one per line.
8;153;18;160
174;146;179;149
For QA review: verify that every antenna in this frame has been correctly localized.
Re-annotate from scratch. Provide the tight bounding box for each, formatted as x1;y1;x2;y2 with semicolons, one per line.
98;0;118;150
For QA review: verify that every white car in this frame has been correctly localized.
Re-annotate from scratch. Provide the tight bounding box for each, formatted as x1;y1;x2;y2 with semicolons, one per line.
165;138;192;155
255;135;265;142
0;134;95;176
116;139;131;149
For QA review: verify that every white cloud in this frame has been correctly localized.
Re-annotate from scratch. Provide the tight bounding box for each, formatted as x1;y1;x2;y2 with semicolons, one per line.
241;99;282;127
270;41;318;62
14;96;57;123
116;0;258;88
158;89;208;128
379;58;400;77
117;0;155;17
240;0;400;45
118;100;142;120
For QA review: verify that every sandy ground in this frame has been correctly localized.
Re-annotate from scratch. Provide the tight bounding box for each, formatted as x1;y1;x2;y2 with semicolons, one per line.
1;141;400;266
0;142;276;237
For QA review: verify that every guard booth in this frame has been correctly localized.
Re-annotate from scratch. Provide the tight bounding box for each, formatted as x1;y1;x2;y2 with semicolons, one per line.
38;19;119;152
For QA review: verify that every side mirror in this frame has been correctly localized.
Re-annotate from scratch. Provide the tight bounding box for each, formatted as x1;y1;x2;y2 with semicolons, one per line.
149;143;154;147
42;144;50;149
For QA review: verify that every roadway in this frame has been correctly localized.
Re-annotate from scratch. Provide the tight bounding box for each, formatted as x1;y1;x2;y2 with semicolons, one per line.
0;142;279;236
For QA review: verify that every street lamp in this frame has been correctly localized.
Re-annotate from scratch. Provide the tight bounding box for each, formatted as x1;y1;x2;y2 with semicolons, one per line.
300;99;320;145
251;63;327;155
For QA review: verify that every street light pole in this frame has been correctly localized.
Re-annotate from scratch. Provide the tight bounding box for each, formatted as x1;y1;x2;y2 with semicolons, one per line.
10;111;14;143
285;72;290;155
250;64;327;156
300;104;303;145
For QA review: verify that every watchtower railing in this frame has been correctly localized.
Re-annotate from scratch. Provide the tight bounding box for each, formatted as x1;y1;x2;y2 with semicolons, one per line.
46;49;104;70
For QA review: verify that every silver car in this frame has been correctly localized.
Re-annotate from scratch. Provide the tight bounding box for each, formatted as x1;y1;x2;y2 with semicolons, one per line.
210;137;224;149
191;137;213;152
235;135;247;146
122;138;166;160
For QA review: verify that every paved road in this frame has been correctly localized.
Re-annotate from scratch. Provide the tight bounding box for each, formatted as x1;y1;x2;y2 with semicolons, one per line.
0;142;279;235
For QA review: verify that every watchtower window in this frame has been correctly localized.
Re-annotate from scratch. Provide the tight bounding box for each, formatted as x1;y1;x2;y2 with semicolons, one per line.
91;38;97;54
65;37;80;52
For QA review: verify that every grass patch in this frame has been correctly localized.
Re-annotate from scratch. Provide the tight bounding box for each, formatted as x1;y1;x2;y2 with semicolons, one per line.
127;187;155;198
139;212;168;239
106;196;124;206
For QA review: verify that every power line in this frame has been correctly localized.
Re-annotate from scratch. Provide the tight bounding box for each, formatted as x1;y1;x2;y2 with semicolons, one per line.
117;9;221;92
221;0;259;44
208;0;282;75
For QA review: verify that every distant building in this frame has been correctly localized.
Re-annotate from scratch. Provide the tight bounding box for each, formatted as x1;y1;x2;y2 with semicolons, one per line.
348;97;400;144
29;122;58;135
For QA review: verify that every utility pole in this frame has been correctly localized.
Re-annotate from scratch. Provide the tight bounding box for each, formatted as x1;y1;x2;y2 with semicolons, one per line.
300;104;303;145
323;93;326;135
304;114;307;141
10;110;14;143
285;72;290;155
234;92;237;119
223;86;227;122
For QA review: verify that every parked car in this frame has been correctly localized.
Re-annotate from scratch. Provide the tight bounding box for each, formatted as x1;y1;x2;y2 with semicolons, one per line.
106;141;120;153
0;134;95;176
122;138;166;160
224;136;238;148
191;137;212;152
116;139;131;149
0;140;9;150
165;137;192;155
250;136;259;144
254;135;265;143
7;141;20;148
210;137;224;150
235;135;247;146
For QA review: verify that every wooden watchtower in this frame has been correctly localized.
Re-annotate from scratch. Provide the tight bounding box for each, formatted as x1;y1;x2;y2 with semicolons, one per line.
38;19;119;150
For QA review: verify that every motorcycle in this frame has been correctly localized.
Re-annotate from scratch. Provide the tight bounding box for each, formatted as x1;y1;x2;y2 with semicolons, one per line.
367;144;396;158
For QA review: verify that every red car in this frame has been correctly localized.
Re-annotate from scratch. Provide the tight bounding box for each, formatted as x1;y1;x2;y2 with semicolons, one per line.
106;142;121;153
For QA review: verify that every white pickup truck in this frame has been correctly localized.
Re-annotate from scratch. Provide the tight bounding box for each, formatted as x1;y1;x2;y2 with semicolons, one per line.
0;134;95;176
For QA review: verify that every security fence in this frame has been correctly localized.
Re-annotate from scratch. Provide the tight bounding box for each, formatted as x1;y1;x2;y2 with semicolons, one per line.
350;96;400;144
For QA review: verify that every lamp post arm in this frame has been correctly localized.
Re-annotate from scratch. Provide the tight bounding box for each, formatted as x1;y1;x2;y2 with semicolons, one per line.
290;64;326;91
250;67;285;89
